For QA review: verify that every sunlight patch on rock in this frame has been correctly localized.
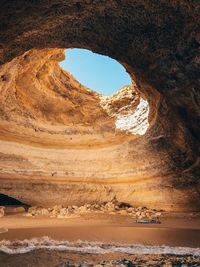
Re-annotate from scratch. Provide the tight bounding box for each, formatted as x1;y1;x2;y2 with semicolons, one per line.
115;98;149;135
100;85;149;135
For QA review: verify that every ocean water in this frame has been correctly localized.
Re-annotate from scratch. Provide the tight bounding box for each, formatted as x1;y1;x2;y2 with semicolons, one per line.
0;236;200;256
0;237;200;266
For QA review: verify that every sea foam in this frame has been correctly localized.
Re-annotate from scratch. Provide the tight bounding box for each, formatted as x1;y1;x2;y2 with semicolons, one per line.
0;237;200;256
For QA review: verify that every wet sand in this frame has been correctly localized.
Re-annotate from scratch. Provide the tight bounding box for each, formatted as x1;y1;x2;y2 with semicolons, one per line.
1;213;200;247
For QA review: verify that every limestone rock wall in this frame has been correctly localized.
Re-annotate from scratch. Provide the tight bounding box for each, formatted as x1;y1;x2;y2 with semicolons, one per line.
0;1;199;211
100;85;149;135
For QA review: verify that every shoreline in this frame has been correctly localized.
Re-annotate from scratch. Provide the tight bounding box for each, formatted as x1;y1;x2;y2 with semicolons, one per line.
1;213;200;248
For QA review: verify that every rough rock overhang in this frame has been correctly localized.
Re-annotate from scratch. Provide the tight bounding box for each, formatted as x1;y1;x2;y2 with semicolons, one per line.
0;1;199;211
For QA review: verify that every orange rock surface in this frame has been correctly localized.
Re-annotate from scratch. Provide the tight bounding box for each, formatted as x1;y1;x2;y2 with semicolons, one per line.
0;1;199;211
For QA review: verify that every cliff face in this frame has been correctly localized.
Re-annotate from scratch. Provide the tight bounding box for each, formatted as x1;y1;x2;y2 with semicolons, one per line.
100;85;149;135
0;49;115;134
0;49;127;149
0;48;153;209
0;1;199;211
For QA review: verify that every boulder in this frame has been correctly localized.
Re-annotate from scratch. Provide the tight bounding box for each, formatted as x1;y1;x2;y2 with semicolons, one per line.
104;202;116;212
77;206;88;213
9;206;25;214
0;206;5;218
118;210;128;215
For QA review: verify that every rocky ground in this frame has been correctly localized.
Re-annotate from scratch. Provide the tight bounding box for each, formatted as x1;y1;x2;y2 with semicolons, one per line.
55;256;200;267
24;198;162;221
2;253;199;267
0;198;162;221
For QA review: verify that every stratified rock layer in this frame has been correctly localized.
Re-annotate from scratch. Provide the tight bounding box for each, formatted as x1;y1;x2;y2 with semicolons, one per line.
0;1;199;211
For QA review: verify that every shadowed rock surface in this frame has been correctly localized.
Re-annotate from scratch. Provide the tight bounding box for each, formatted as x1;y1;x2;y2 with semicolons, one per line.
0;1;199;211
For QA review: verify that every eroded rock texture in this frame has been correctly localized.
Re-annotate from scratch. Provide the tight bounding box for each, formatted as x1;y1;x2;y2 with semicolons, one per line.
0;1;199;211
100;85;149;135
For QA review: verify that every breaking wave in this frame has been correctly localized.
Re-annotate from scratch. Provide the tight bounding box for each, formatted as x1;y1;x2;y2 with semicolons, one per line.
0;237;200;256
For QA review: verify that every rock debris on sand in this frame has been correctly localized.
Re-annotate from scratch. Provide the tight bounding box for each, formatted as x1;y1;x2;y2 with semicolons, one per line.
25;198;162;220
55;256;200;267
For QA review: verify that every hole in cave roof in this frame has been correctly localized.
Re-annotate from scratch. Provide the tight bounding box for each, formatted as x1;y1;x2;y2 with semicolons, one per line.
59;48;132;96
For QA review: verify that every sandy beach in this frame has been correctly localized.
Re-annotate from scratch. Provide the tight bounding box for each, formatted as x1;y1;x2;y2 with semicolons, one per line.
1;213;200;247
0;213;200;266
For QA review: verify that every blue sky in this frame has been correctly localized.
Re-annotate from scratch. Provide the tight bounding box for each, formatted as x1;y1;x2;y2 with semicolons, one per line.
60;48;131;95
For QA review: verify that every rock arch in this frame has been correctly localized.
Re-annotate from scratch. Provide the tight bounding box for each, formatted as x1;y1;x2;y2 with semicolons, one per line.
0;1;199;211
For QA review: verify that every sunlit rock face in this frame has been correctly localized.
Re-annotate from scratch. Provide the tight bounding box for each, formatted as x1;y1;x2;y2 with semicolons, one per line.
0;48;121;147
0;1;199;211
115;99;149;135
100;85;149;135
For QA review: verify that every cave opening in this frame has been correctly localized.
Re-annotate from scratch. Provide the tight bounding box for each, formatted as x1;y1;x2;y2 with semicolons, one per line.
59;48;132;95
59;48;150;135
0;194;30;208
